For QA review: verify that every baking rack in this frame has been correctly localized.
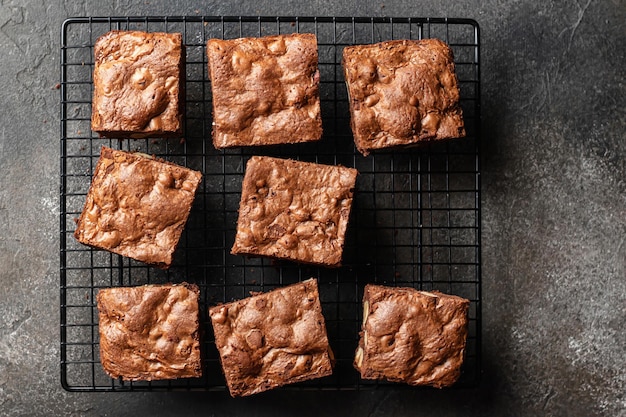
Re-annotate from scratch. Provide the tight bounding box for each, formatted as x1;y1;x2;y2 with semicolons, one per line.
60;16;481;392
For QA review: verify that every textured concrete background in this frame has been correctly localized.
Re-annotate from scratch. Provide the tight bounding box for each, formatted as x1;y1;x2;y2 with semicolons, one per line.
0;0;624;416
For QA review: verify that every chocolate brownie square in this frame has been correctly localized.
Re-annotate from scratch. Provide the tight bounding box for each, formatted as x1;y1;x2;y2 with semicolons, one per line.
342;38;465;156
207;33;322;148
74;146;202;268
231;156;357;267
354;284;469;387
97;283;202;381
91;30;184;138
209;278;333;396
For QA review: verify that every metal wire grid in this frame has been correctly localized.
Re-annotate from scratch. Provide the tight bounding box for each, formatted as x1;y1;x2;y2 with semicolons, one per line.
60;16;481;392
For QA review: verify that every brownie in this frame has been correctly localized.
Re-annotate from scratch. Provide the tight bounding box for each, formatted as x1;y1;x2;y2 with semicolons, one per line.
74;146;202;268
354;284;469;388
209;278;333;397
342;38;466;156
207;33;322;149
230;156;358;267
96;283;202;381
91;30;184;138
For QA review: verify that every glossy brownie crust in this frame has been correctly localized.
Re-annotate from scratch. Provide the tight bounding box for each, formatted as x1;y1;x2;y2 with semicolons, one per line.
74;146;202;268
97;283;202;381
209;279;333;397
207;33;322;148
231;156;357;267
91;30;184;138
343;38;465;155
354;284;469;388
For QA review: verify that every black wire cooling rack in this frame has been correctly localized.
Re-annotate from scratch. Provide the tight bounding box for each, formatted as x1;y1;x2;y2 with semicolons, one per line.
60;16;481;392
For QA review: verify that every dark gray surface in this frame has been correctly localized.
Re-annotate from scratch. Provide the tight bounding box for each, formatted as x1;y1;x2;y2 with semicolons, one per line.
0;1;624;416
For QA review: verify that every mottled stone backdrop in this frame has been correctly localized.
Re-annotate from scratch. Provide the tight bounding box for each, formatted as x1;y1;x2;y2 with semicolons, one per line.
0;1;624;416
